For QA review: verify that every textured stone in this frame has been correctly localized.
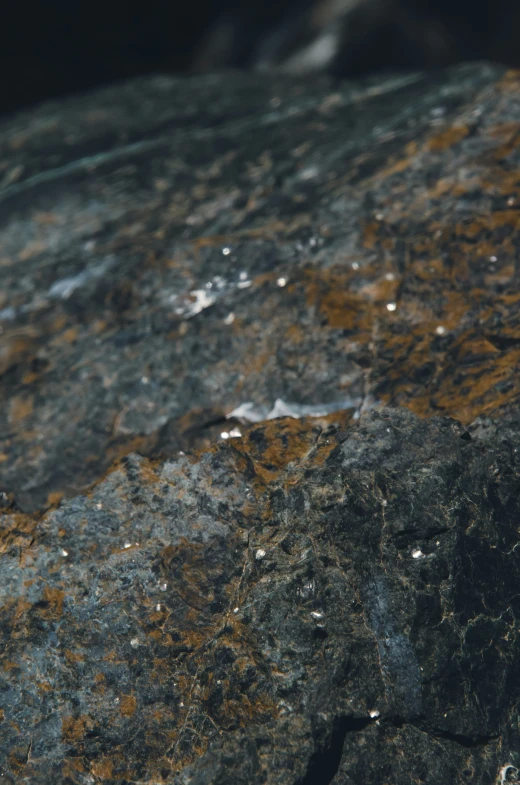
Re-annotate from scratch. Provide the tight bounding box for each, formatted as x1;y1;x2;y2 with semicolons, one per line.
2;409;520;783
2;64;520;512
2;63;520;784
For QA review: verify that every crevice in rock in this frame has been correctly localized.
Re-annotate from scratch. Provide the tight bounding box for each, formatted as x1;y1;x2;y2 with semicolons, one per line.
483;333;520;351
296;715;373;785
428;728;499;749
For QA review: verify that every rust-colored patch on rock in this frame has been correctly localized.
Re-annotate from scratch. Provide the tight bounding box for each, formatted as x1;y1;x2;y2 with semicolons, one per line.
120;694;137;717
426;125;469;151
41;586;66;618
90;757;114;780
62;714;94;742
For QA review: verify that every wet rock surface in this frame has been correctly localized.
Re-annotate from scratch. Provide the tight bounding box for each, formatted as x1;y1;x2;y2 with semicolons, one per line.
1;63;520;784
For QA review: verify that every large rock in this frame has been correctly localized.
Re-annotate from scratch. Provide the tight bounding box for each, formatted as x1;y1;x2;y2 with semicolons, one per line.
1;63;520;784
2;63;520;511
2;409;520;784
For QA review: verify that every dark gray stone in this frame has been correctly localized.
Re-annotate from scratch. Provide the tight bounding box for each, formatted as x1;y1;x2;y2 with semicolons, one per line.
2;408;520;783
2;62;520;785
3;63;520;512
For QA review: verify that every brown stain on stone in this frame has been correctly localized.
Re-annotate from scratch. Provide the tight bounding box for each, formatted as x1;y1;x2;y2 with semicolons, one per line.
65;649;84;664
18;241;47;261
41;586;65;618
426;126;469;152
46;491;64;506
119;694;137;717
61;326;79;344
0;327;41;376
91;757;114;779
62;714;93;742
304;268;372;332
362;220;380;249
230;413;352;490
62;758;85;777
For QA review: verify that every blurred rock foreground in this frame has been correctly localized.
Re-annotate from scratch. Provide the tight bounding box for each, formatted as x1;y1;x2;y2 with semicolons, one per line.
2;62;520;783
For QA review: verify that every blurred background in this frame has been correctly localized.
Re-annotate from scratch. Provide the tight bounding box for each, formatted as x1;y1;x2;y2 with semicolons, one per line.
1;0;520;117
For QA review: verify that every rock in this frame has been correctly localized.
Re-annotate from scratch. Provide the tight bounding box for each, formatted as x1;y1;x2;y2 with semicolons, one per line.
2;409;520;784
2;63;520;784
2;63;520;512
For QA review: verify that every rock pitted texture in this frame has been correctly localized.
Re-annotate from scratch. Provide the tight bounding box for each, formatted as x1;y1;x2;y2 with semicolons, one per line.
1;63;520;784
2;409;520;784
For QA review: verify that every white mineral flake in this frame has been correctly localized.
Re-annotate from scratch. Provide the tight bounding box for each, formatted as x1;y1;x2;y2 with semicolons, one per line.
412;548;425;559
255;548;267;560
48;258;113;300
299;166;319;181
227;395;362;424
181;287;217;317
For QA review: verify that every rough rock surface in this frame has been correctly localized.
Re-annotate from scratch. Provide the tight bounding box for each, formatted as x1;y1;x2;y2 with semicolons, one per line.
1;63;520;784
2;63;520;511
2;409;520;784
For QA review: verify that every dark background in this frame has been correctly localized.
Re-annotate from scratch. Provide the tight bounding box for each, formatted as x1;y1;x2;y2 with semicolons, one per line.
2;0;520;117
